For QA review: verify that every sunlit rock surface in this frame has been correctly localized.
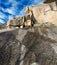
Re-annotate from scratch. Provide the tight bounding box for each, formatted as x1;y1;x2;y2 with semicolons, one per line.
0;24;57;65
0;1;57;65
24;1;57;26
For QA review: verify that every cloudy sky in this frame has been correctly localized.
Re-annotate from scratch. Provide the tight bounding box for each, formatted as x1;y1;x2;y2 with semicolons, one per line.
0;0;44;24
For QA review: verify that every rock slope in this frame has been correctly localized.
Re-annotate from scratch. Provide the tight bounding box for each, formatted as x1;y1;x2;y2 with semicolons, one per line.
0;0;57;65
0;24;57;65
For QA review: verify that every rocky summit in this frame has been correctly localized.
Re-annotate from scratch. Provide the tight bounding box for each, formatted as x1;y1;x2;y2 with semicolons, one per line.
0;0;57;65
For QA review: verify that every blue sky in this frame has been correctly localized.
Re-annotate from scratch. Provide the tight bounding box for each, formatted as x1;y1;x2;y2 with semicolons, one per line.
0;0;44;24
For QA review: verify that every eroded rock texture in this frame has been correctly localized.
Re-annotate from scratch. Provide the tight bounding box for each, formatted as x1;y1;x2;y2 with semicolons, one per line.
0;24;57;65
24;1;57;26
0;1;57;65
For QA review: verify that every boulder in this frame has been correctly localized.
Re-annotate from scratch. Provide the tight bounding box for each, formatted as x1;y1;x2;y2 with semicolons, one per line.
24;2;57;26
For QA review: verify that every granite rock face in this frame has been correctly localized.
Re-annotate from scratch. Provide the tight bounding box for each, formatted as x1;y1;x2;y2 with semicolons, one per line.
24;1;57;26
0;1;57;65
0;24;57;65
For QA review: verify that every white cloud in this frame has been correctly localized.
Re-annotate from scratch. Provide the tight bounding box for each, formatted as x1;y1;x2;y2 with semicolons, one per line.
0;12;7;19
0;19;5;24
8;15;14;20
5;0;23;15
19;9;25;16
6;8;14;15
31;0;43;5
0;12;8;24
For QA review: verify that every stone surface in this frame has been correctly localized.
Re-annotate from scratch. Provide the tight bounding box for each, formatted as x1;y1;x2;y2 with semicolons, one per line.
0;24;57;65
0;1;57;65
24;1;57;26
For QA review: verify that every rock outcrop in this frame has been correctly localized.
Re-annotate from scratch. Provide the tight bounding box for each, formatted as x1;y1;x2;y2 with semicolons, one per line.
1;15;32;29
24;1;57;26
0;0;57;65
0;24;57;65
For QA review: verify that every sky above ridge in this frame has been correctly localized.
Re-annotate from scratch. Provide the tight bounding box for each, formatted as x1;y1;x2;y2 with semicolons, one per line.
0;0;44;24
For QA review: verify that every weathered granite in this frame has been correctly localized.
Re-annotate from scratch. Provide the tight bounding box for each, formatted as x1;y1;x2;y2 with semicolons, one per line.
0;24;57;65
0;1;57;65
24;1;57;26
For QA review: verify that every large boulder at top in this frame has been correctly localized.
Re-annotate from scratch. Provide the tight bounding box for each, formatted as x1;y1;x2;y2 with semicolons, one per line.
24;1;57;26
0;23;57;65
